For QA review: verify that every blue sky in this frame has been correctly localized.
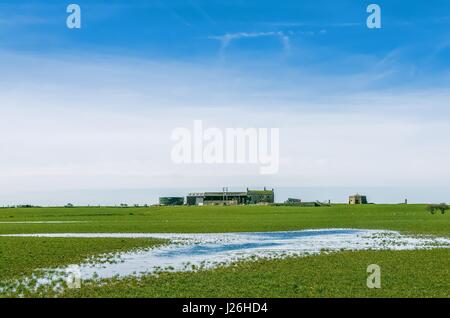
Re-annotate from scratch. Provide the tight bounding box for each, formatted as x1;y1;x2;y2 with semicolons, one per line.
0;1;450;204
1;0;450;76
0;0;449;101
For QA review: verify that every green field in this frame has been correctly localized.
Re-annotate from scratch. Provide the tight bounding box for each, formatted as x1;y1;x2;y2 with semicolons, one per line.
0;204;449;298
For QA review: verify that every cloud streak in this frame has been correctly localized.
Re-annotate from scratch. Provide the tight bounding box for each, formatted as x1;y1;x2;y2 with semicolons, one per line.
209;31;290;55
0;15;49;27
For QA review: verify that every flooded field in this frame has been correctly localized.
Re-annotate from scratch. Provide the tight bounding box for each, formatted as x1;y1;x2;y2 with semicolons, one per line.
1;228;449;295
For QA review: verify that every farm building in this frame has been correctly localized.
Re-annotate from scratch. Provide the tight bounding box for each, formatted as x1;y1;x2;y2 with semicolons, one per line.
159;197;184;206
187;188;274;206
282;198;329;207
349;194;368;205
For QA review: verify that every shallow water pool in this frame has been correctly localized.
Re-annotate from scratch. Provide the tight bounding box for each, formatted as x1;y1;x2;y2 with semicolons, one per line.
1;228;449;294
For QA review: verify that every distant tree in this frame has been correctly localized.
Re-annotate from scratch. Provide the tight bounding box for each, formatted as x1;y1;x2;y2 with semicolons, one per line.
426;203;448;214
438;203;448;214
426;205;436;214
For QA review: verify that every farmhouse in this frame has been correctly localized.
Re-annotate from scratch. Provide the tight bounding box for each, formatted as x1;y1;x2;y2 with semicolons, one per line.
349;194;368;205
187;188;274;206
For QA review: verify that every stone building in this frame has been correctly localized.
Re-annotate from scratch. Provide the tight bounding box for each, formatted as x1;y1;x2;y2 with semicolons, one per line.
349;194;368;205
187;188;274;206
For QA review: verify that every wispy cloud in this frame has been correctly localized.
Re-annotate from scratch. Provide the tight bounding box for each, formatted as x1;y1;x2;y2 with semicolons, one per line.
209;31;291;55
189;1;216;25
1;51;450;198
264;21;361;28
0;15;49;27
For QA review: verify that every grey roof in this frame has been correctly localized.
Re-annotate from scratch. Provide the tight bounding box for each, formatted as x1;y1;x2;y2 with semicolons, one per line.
188;192;247;197
204;192;247;197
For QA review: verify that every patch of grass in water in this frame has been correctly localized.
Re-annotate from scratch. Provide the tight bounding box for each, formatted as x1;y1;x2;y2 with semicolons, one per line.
0;236;167;297
54;249;450;298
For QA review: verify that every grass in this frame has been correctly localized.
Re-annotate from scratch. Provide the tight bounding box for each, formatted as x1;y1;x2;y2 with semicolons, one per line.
0;237;165;285
0;204;448;297
57;249;450;298
0;204;448;236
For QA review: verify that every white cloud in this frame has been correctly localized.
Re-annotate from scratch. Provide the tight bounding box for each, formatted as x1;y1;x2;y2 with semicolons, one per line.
0;15;49;27
209;31;290;54
1;51;450;204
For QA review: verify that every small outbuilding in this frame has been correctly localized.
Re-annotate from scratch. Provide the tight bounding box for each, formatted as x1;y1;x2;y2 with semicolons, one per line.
349;194;368;205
